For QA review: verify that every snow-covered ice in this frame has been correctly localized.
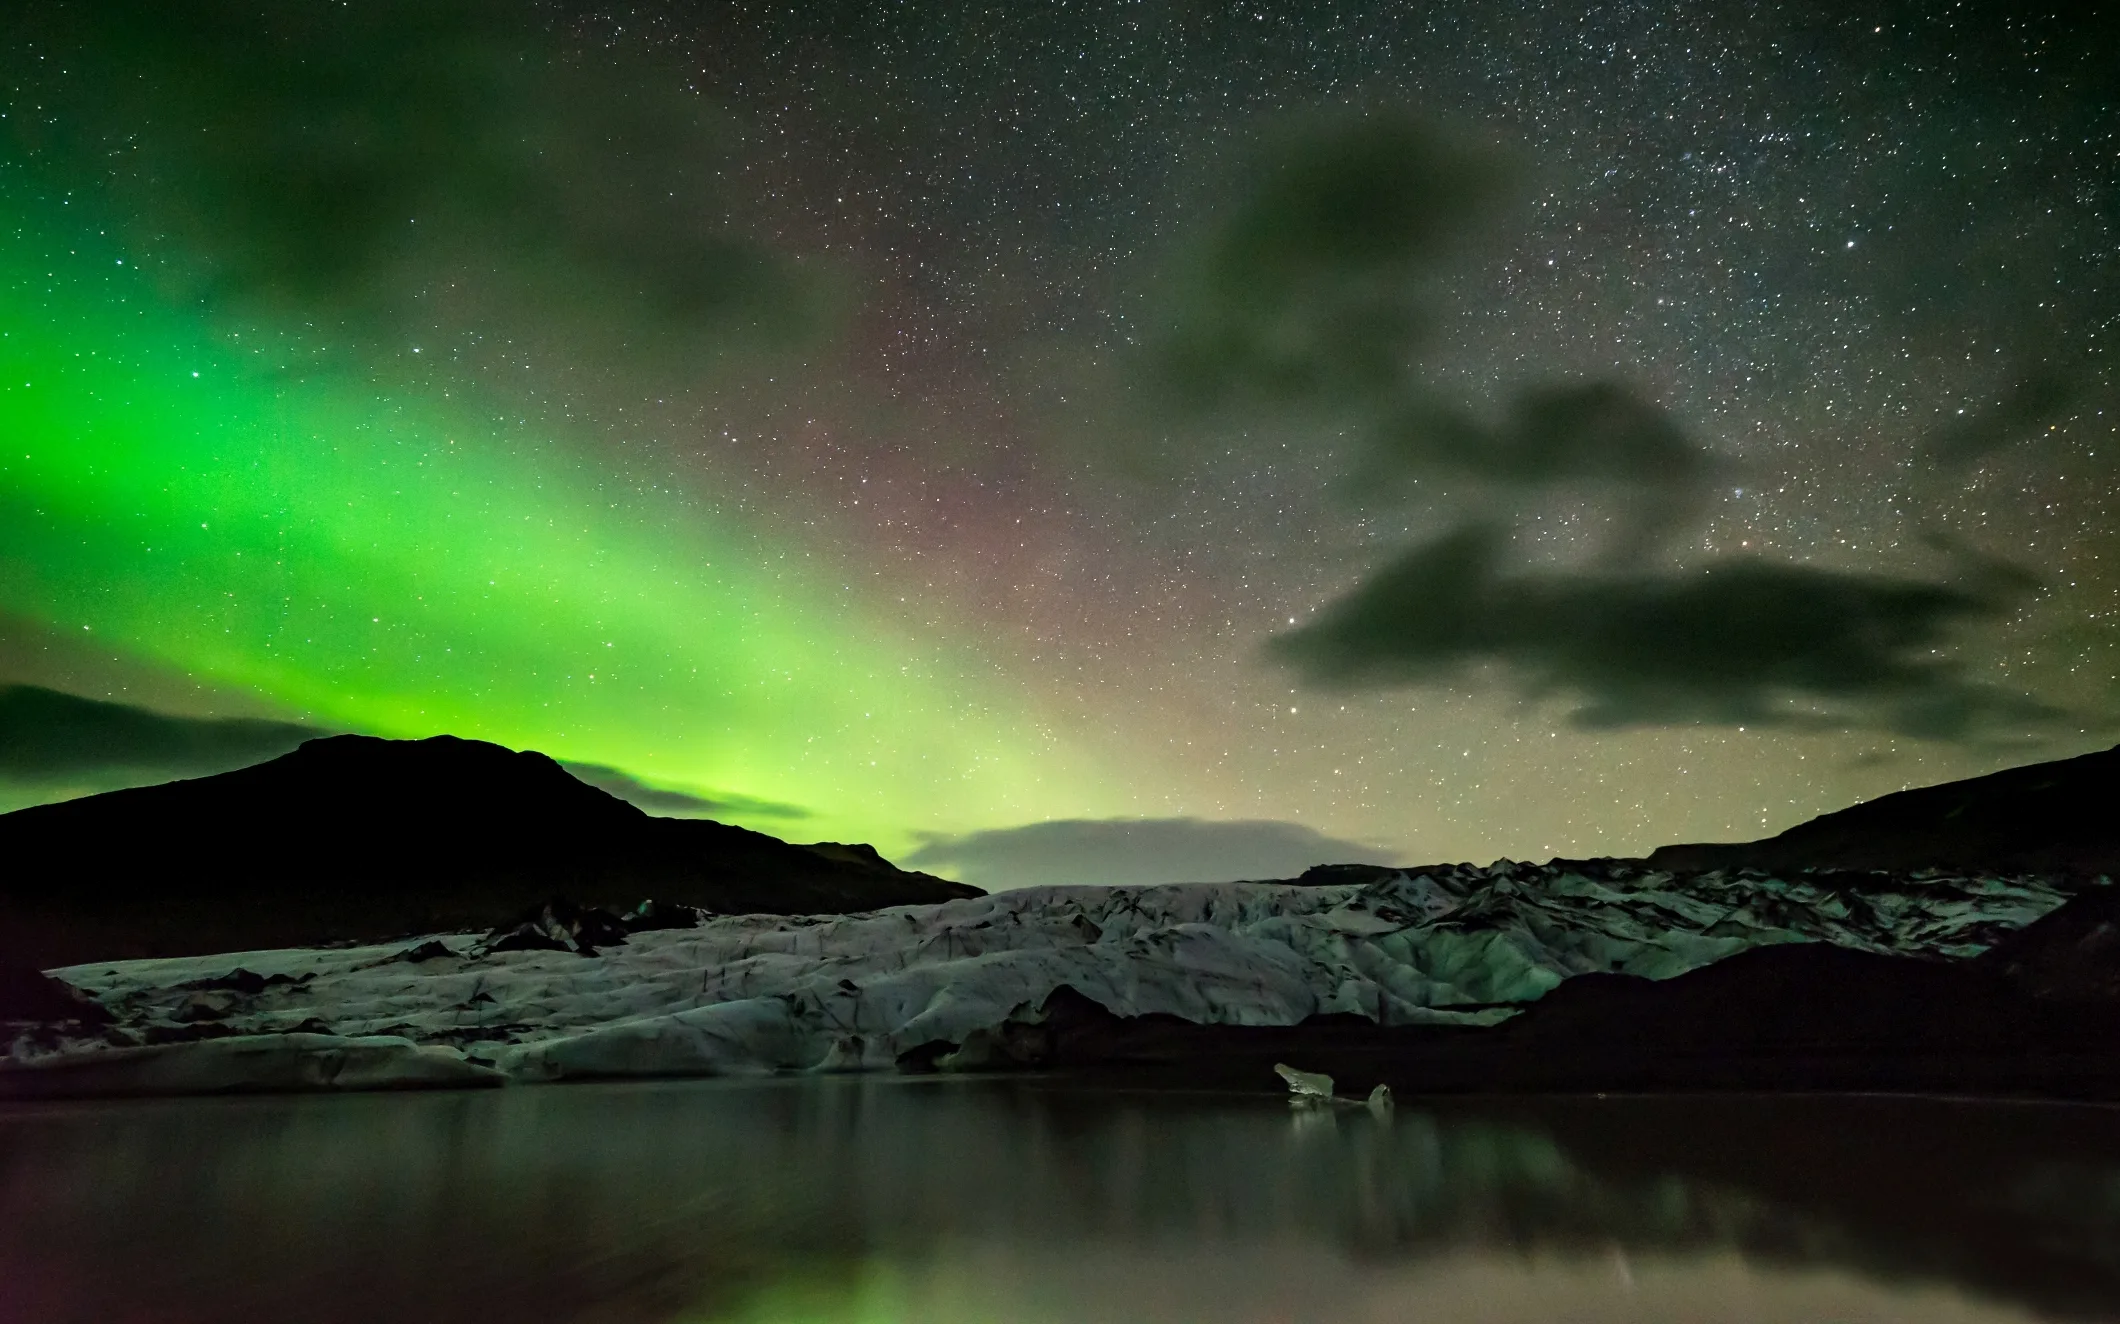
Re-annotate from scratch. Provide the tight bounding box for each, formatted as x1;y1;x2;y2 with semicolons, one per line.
11;861;2088;1091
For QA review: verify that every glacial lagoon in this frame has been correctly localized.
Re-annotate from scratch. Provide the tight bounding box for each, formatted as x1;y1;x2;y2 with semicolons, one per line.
4;1079;2118;1322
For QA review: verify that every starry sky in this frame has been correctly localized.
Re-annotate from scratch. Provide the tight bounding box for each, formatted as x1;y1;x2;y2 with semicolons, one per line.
0;1;2112;882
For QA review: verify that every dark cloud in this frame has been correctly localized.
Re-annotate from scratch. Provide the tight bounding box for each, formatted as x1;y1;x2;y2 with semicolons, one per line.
1151;110;1509;411
0;685;322;783
1269;524;2069;740
8;1;818;367
560;762;810;822
1145;115;1716;556
1373;382;1706;492
902;817;1396;891
1132;112;2087;745
1923;373;2081;469
1360;381;1717;557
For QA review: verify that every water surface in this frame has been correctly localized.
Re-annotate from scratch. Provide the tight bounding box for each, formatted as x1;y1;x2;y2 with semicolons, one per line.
4;1080;2118;1322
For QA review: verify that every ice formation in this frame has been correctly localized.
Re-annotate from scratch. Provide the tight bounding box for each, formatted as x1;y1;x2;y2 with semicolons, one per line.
8;860;2086;1092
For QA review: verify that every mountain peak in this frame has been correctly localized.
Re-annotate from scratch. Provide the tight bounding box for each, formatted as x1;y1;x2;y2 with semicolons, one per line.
0;735;975;967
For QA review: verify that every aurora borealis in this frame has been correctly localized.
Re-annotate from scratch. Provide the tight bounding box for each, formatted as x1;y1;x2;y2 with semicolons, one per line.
0;2;2112;874
0;192;1113;845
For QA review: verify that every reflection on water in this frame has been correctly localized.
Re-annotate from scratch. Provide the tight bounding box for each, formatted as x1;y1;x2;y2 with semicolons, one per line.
3;1079;2118;1322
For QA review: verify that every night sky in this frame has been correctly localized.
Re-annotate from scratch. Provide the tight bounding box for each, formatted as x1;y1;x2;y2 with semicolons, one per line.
0;2;2111;883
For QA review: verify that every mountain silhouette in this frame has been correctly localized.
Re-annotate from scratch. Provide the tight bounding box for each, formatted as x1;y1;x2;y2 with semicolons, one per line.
0;734;977;968
1645;743;2120;876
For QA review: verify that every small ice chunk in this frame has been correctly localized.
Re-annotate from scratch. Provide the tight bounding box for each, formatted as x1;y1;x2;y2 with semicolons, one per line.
1274;1062;1335;1098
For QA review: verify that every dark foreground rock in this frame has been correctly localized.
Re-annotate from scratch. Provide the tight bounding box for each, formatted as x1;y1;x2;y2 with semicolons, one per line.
478;899;636;956
473;896;707;956
0;961;113;1027
1648;741;2120;875
0;734;978;968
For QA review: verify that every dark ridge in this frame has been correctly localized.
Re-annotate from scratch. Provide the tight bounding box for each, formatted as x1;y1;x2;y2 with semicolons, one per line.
0;960;113;1025
1643;742;2120;876
0;734;978;969
1293;862;1405;888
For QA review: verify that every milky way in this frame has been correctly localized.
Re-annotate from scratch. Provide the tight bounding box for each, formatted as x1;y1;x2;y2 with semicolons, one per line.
0;2;2111;871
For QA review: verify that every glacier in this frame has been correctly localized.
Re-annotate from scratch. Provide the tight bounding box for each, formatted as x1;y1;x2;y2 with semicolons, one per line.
6;859;2087;1093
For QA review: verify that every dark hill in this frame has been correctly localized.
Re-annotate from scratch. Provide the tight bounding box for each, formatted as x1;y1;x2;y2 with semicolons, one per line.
0;734;978;969
1644;742;2120;876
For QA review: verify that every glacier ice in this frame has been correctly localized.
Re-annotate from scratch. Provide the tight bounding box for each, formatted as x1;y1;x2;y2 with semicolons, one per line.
13;860;2090;1091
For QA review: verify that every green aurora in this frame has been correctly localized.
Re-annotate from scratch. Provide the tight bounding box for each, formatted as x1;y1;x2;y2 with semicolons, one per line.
2;0;2110;878
0;199;1119;849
